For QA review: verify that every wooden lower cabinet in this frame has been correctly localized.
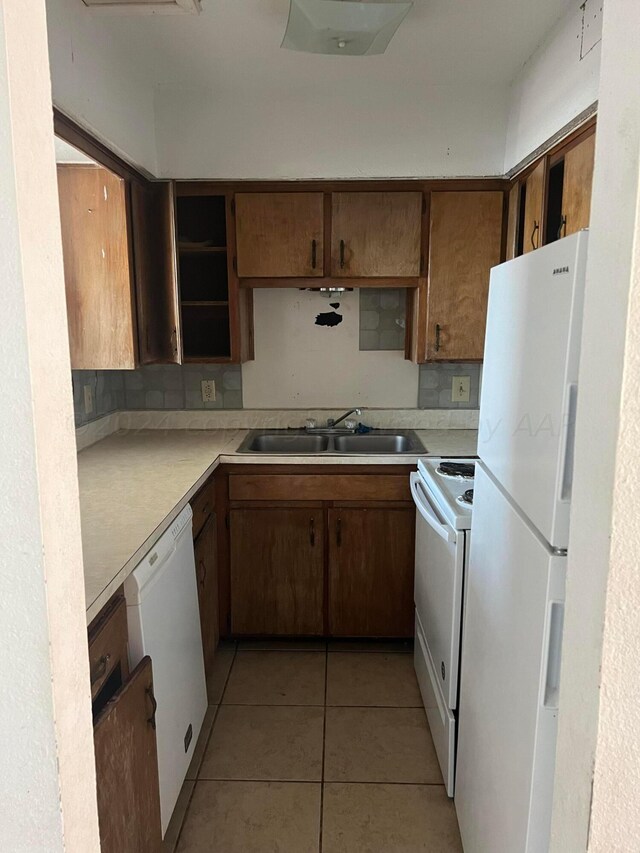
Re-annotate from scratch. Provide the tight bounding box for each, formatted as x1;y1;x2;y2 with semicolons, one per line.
230;507;325;635
328;508;415;638
93;656;162;853
225;471;416;639
194;513;219;679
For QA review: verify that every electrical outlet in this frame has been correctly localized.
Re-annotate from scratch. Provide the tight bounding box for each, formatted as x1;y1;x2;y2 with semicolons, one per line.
452;376;471;403
201;379;216;403
83;384;94;414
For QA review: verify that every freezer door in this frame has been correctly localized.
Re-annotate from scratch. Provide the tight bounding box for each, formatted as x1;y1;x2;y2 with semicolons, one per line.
455;464;566;853
478;231;587;548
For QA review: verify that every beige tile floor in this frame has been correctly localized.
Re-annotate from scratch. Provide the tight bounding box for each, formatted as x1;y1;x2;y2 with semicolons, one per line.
165;640;463;853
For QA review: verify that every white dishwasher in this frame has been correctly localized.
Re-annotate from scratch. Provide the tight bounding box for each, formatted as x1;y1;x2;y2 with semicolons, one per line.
125;504;207;837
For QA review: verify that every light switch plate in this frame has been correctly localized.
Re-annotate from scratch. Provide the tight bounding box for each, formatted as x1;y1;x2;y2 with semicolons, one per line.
452;376;471;403
201;379;216;403
83;384;94;414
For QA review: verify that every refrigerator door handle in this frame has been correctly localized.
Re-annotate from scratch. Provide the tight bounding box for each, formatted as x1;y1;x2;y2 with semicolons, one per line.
543;601;565;710
560;383;578;501
410;473;456;543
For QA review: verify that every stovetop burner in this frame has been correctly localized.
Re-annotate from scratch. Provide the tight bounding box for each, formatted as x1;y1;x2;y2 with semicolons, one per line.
437;461;475;480
457;488;474;506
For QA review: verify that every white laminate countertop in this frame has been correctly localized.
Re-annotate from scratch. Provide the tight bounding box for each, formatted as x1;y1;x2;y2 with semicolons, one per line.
78;428;478;624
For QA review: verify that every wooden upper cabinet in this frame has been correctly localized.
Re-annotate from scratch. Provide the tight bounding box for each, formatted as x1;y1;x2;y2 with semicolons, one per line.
426;191;504;361
505;182;520;261
93;656;162;853
235;192;324;277
57;164;137;369
131;180;181;364
331;191;422;277
328;507;414;638
523;159;546;254
562;132;596;237
230;507;324;635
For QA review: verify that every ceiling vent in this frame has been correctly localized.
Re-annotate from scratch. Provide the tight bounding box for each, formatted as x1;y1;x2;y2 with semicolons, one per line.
81;0;201;14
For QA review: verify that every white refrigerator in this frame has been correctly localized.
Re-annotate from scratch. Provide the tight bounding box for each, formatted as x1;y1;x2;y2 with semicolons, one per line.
455;232;588;853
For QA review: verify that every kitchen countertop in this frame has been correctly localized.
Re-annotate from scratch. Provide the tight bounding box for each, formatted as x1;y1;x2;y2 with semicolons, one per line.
78;427;478;625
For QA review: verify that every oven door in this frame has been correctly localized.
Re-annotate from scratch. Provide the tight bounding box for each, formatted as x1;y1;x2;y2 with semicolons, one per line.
411;472;466;710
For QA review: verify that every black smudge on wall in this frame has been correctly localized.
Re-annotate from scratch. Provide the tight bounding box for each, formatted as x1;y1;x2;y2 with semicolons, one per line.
315;310;343;328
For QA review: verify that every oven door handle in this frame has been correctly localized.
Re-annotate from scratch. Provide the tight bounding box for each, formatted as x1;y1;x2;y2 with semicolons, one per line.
410;473;456;543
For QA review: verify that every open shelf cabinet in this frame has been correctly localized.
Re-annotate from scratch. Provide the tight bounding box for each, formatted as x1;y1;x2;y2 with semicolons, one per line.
175;190;253;363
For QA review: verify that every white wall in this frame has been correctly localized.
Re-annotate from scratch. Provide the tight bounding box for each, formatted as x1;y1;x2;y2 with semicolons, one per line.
242;289;419;408
0;0;99;849
550;1;640;849
504;0;601;171
45;0;158;173
155;82;508;180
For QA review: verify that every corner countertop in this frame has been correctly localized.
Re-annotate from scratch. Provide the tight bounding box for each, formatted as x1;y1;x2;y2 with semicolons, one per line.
78;428;477;625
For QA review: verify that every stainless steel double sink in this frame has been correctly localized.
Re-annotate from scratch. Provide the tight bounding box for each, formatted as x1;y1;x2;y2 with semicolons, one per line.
236;429;424;455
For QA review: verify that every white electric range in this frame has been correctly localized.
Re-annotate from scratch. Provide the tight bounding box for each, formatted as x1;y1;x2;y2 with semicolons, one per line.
410;457;475;796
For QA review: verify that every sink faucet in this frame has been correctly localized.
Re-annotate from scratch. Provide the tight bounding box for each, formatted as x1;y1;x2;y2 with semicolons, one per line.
327;408;362;428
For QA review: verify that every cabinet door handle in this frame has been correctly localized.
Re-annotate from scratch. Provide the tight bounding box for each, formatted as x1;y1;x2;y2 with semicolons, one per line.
339;239;346;269
198;558;207;588
558;215;567;240
311;239;317;270
434;323;441;353
145;686;158;731
531;220;540;250
309;517;315;546
90;654;111;687
336;517;342;547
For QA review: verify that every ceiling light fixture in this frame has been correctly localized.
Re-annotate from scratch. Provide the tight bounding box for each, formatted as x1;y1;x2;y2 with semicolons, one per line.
282;0;413;56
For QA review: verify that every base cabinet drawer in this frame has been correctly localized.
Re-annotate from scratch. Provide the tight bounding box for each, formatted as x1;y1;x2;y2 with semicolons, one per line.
414;615;456;796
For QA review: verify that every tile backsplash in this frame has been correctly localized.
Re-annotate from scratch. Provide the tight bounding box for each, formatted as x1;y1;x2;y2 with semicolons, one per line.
418;363;482;410
73;360;480;424
72;370;125;427
359;289;407;351
72;293;480;424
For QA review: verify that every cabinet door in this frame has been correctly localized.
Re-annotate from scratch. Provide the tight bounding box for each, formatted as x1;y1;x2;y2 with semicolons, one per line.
194;514;219;681
331;191;422;277
505;182;520;261
93;656;162;853
328;508;414;638
57;164;137;369
523;159;545;254
427;191;504;361
562;133;596;237
235;193;324;277
230;508;324;635
131;180;181;364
